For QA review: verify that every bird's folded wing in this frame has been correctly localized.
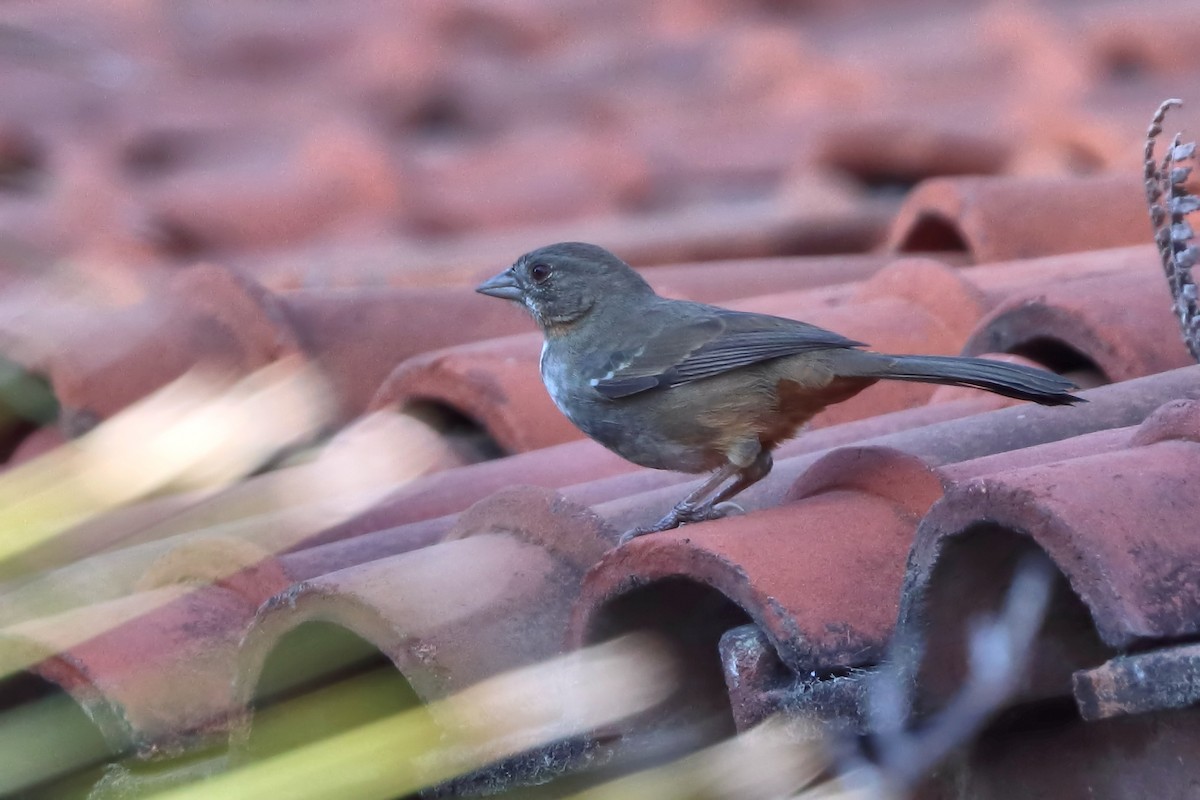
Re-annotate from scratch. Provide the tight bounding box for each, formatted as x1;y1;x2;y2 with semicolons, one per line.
593;308;864;399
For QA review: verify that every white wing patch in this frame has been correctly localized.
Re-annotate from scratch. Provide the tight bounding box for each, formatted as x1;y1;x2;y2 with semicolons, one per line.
588;345;645;387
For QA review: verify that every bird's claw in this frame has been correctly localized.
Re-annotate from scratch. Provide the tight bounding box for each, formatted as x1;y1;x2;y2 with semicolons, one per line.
618;501;745;544
710;501;744;518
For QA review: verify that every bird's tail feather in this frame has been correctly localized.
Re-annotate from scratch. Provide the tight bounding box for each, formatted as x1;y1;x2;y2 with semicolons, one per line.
836;352;1082;406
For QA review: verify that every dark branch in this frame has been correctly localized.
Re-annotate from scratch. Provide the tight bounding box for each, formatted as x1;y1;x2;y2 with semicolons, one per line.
1145;99;1200;362
837;555;1055;797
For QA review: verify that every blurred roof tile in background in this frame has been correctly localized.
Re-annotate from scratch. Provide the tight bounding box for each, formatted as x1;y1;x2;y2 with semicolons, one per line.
3;0;1200;796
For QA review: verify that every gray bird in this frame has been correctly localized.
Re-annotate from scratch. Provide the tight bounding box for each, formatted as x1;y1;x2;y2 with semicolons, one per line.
477;242;1080;541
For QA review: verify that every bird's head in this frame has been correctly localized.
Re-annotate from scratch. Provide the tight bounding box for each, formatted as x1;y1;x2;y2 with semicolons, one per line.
476;242;654;334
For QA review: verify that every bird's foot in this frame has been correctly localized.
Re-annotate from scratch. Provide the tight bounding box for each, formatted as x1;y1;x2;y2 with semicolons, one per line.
619;501;745;544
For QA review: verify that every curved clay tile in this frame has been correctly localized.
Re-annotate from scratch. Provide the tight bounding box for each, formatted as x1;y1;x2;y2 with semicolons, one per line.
369;332;573;455
0;585;258;764
905;401;1200;644
0;264;303;437
639;253;893;303
886;174;1150;262
138;122;401;255
807;111;1014;188
280;286;535;421
229;488;617;785
963;271;1193;383
569;367;1200;733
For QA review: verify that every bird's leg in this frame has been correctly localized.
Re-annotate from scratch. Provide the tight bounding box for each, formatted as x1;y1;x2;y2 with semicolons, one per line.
621;445;775;543
708;449;773;508
620;462;740;542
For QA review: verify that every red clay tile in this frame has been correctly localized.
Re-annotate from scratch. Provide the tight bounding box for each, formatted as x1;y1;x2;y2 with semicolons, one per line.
1;268;553;438
3;445;452;621
900;399;1200;716
956;244;1159;299
13;140;158;269
343;378;1085;579
806;111;1014;189
886;174;1151;261
369;332;573;455
0;517;458;764
162;1;363;77
572;466;931;673
3;486;613;782
587;192;893;262
882;400;1200;799
963;271;1193;383
0;264;302;435
320;386;1004;541
570;368;1200;731
0;525;278;627
572;431;1141;737
138;121;401;256
1009;60;1200;177
276;251;895;420
716;427;1141;732
562;395;1012;513
0;491;207;593
272;515;454;576
231;488;616;761
573;419;1133;691
1078;1;1200;77
5;425;65;466
406;129;651;235
8;1;1200;792
631;107;819;206
1;585;258;758
637;252;894;303
305;439;628;539
245;193;894;292
573;366;1200;681
279;286;537;421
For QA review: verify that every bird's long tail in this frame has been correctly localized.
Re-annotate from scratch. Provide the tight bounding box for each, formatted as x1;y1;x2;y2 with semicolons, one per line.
833;351;1082;406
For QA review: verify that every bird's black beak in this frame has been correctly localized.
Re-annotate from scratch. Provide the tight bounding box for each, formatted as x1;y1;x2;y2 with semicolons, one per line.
476;269;523;301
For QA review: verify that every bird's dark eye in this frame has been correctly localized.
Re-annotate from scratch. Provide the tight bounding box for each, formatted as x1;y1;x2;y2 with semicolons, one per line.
529;263;551;284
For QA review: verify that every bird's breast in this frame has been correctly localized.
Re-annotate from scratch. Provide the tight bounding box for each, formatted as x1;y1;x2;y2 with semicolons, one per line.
539;342;587;423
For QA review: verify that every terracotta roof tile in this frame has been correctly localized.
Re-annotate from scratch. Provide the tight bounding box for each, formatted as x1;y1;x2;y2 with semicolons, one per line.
278;285;538;421
136;121;402;256
236;529;575;696
370;332;574;455
5;0;1200;793
229;489;615;779
373;302;1006;460
906;401;1200;658
806;111;1015;188
595;363;1200;537
571;367;1200;737
1074;640;1200;722
2;585;257;757
887;174;1151;261
0;265;301;436
965;271;1193;383
860;398;1200;797
242;196;893;291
